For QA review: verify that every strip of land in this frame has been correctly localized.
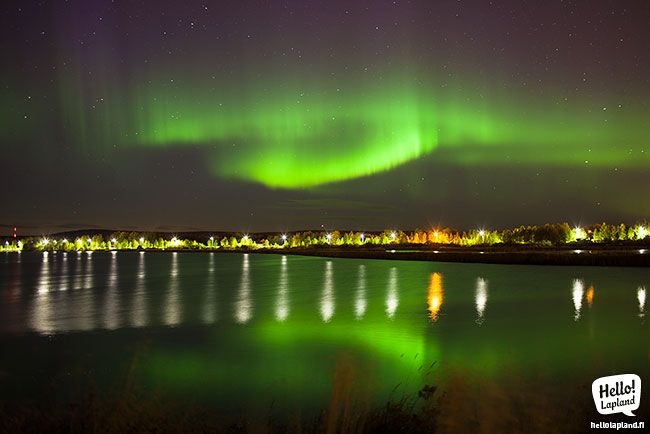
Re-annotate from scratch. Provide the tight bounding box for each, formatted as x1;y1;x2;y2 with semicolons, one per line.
3;225;648;267
195;244;650;267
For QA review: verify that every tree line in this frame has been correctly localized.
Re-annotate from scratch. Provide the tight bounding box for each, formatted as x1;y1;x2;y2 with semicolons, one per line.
1;222;647;252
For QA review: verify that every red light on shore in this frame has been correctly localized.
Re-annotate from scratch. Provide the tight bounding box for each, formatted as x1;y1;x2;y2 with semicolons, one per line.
13;226;17;238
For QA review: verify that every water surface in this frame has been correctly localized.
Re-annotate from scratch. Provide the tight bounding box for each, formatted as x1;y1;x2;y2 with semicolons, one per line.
0;251;648;416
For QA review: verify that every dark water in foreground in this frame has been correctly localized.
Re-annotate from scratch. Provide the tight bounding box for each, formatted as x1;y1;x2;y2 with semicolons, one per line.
0;251;648;418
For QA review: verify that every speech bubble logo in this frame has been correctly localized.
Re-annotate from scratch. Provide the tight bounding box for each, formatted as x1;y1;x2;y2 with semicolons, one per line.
592;374;641;417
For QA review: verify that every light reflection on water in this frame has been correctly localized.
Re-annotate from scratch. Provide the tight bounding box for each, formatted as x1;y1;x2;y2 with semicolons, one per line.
73;251;82;290
427;272;443;321
3;251;649;421
74;252;94;331
235;254;252;323
59;252;69;291
83;251;93;290
355;264;366;320
586;285;595;309
203;253;217;324
0;252;645;335
30;252;52;333
131;252;147;327
475;277;488;323
386;267;398;319
164;252;181;326
572;279;584;321
639;287;646;318
320;260;334;322
37;252;50;294
275;256;289;322
104;253;119;330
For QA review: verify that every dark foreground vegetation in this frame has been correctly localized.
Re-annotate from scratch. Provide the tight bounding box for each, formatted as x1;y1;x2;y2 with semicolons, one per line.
0;369;611;434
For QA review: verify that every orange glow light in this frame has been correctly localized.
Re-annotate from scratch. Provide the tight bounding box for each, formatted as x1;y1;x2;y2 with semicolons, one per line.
586;285;595;308
427;272;444;321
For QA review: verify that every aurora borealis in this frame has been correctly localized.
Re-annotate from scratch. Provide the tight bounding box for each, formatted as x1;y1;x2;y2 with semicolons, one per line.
1;0;649;232
64;73;649;189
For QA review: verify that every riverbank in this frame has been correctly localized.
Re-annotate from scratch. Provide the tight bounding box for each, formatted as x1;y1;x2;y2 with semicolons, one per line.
6;242;650;267
216;244;650;267
4;222;648;267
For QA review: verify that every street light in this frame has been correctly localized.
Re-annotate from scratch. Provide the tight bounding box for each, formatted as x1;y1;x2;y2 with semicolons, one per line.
139;237;145;244
281;234;287;242
573;226;585;240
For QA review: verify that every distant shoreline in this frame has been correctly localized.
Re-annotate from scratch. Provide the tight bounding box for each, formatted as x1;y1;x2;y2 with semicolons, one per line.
12;245;645;267
4;223;649;267
265;246;650;267
226;245;650;267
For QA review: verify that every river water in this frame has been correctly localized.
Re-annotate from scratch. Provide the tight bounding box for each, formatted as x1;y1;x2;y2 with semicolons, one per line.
0;251;648;419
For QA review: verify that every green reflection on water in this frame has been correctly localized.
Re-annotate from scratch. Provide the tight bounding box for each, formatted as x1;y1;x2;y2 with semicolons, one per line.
0;252;648;415
138;255;648;413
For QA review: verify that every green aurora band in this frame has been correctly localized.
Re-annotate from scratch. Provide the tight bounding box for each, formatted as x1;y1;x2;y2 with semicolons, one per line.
53;71;648;189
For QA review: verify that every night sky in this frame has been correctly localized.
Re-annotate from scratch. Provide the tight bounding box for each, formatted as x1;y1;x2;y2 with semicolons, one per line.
2;0;649;234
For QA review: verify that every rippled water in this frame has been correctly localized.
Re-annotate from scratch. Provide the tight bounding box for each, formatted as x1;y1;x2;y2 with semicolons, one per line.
0;251;648;415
